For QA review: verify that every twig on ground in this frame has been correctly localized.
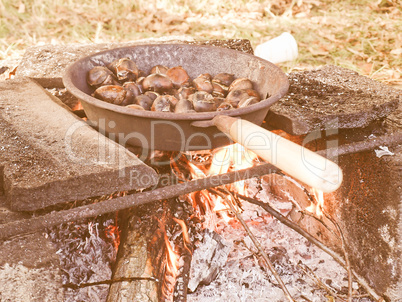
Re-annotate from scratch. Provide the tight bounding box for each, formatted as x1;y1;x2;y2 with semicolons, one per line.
209;188;295;302
297;261;345;302
323;213;353;302
63;276;159;289
297;209;340;240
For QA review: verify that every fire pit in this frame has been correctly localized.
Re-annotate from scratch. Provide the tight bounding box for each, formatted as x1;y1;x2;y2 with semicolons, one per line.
0;39;401;302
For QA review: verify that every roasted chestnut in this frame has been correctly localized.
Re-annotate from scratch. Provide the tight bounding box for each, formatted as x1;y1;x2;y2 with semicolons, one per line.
116;58;139;81
228;78;254;92
135;94;154;110
217;102;234;111
135;76;145;92
226;88;260;107
174;98;194;113
150;65;168;74
238;96;260;107
144;91;159;101
107;58;139;81
167;66;190;88
167;95;179;108
176;86;196;100
191;91;216;112
87;66;118;87
142;74;174;93
244;88;260;99
226;89;250;107
193;74;213;94
123;82;142;97
93;85;128;105
212;82;227;98
199;73;212;81
151;95;176;112
212;73;235;87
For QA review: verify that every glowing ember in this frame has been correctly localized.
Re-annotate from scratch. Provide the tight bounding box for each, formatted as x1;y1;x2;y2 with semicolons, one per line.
104;213;121;253
71;101;83;111
104;224;120;253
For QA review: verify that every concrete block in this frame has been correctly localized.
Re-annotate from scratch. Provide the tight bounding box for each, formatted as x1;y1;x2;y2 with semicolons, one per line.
0;78;158;211
330;143;402;301
266;65;401;135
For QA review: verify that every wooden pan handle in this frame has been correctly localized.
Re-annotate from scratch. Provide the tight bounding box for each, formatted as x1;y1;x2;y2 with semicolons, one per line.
212;115;343;193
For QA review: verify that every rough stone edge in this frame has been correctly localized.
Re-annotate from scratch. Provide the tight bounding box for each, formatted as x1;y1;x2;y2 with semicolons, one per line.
266;65;401;134
1;78;158;211
384;143;402;301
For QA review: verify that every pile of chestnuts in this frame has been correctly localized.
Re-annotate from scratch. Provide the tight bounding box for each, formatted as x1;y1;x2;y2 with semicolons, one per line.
86;57;261;113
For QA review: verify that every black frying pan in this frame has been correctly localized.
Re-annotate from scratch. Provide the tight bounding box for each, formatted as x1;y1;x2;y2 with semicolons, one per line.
63;44;343;192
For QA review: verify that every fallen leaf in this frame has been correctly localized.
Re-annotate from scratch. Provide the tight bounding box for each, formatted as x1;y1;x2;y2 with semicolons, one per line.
308;46;329;56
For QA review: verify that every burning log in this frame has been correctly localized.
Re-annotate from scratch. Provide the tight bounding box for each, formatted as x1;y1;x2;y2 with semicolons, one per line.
106;190;200;302
172;217;193;302
106;206;161;302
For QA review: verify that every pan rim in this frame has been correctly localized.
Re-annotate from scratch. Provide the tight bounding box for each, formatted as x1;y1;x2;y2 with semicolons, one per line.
62;43;289;121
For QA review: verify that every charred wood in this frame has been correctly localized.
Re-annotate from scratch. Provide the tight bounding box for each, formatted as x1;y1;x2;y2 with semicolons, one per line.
106;204;164;302
173;249;192;302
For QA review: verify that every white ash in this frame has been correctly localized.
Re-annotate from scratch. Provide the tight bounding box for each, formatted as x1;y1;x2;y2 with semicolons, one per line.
187;183;373;301
188;229;232;292
48;219;118;302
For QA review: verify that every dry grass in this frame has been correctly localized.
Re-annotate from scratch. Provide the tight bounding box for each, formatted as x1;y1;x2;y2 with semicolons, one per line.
0;0;401;86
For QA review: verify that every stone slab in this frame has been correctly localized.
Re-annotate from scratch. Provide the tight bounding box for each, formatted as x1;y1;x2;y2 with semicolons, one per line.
0;78;158;211
0;231;63;301
16;38;253;88
266;65;401;135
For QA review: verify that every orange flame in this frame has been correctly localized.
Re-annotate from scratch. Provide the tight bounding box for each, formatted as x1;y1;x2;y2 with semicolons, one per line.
173;218;191;253
104;212;121;253
161;232;180;302
164;234;179;277
307;188;325;217
71;101;83;111
185;143;258;230
104;224;120;253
